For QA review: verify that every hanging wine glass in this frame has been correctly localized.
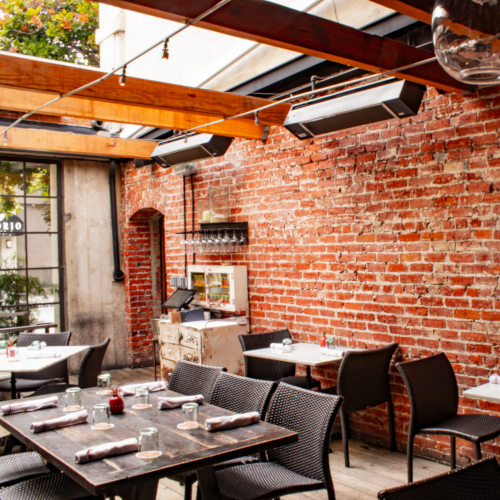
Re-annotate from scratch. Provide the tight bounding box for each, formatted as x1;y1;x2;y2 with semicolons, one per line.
239;232;247;246
230;231;238;252
213;231;222;252
221;231;231;253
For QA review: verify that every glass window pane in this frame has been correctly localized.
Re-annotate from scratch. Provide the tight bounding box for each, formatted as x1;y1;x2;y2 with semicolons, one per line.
0;234;26;269
25;162;57;198
0;269;29;327
29;304;59;326
25;197;57;233
27;234;58;268
28;269;59;304
0;160;24;202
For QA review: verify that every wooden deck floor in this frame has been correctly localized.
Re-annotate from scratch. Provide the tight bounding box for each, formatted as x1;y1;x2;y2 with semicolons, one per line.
106;366;448;500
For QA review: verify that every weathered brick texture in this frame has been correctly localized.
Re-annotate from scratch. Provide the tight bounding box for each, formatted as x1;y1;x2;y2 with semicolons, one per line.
121;86;500;464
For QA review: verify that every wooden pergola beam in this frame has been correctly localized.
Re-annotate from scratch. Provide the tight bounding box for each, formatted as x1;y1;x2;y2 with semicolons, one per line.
0;52;290;127
0;86;266;140
96;0;469;93
0;126;156;159
368;0;433;24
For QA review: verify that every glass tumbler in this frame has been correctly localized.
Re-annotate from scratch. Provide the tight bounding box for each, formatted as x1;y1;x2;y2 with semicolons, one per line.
64;387;83;412
92;403;113;430
177;402;199;430
136;427;161;459
132;385;151;409
97;373;112;395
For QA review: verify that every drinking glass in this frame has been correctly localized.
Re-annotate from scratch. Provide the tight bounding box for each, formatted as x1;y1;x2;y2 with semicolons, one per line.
97;373;112;395
132;385;151;409
64;387;83;412
136;427;162;459
177;402;199;430
92;403;113;430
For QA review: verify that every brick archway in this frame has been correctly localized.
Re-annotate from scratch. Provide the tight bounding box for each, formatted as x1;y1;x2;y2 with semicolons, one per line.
124;207;164;367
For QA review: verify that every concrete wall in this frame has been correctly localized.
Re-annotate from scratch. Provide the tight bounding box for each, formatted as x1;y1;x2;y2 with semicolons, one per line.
63;160;127;370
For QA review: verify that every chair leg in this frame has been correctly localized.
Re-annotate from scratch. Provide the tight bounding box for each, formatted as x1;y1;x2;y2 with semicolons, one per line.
340;409;350;467
474;441;482;460
450;436;456;470
387;399;396;451
407;435;414;483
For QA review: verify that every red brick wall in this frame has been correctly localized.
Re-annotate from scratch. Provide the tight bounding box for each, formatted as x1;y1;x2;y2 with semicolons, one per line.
121;86;500;463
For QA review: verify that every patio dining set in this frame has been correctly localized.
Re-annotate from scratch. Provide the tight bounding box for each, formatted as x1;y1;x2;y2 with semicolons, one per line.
0;330;498;499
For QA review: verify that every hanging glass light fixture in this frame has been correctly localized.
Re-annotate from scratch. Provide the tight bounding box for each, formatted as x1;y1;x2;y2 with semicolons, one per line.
432;0;500;85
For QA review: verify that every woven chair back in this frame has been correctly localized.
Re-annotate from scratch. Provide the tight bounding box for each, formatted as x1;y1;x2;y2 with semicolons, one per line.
239;329;295;380
16;331;71;381
209;372;276;418
168;359;225;401
266;383;342;484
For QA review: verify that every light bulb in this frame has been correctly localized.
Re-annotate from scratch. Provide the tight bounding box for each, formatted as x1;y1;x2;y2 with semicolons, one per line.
432;0;500;85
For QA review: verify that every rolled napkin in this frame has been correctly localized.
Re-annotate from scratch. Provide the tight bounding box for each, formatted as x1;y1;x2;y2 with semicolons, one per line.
157;394;204;410
75;437;139;464
30;409;88;433
204;411;260;432
120;380;167;396
489;373;500;384
0;396;59;416
25;352;62;359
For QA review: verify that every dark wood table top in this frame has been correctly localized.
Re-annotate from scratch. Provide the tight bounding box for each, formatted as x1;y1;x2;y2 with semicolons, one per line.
0;386;297;499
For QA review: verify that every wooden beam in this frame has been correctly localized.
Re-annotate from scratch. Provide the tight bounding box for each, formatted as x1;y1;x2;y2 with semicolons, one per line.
96;0;469;93
0;127;156;159
0;52;290;126
0;85;266;140
367;0;432;24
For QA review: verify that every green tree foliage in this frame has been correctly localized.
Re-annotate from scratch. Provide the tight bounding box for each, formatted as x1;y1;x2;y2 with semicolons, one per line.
0;0;99;66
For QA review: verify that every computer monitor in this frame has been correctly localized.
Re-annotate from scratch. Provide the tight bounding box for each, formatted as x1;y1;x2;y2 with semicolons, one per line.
161;288;197;310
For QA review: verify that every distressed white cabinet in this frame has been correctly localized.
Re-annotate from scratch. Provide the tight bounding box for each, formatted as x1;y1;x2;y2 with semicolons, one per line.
157;318;246;380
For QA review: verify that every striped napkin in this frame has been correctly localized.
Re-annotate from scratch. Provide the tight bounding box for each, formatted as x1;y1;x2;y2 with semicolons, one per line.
120;381;166;396
75;437;139;464
30;409;88;433
157;394;204;410
25;352;62;359
204;411;260;432
0;396;59;416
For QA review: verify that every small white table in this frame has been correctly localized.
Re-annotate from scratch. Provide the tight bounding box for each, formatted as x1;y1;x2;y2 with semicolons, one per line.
243;342;346;388
0;345;89;398
463;383;500;404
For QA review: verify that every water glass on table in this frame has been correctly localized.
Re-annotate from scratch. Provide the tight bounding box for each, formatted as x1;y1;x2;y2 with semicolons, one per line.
132;385;151;409
177;402;199;430
97;373;112;395
92;403;113;430
136;427;161;459
64;387;83;412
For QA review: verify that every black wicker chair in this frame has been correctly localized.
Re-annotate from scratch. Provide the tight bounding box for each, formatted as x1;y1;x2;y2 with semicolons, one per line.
168;359;225;402
31;338;110;396
239;329;321;389
0;471;104;499
175;372;277;500
0;332;72;396
324;343;398;467
0;451;50;487
377;457;500;499
397;352;500;483
214;383;342;500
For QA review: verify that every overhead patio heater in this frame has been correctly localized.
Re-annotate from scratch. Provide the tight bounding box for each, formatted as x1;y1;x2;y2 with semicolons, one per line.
284;79;425;139
151;133;234;168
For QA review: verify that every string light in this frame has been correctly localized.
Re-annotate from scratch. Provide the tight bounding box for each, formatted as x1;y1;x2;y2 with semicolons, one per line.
119;66;127;87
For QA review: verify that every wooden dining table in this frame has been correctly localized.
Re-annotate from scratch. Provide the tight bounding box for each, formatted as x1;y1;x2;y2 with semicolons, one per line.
0;345;89;399
0;386;297;500
243;342;347;388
